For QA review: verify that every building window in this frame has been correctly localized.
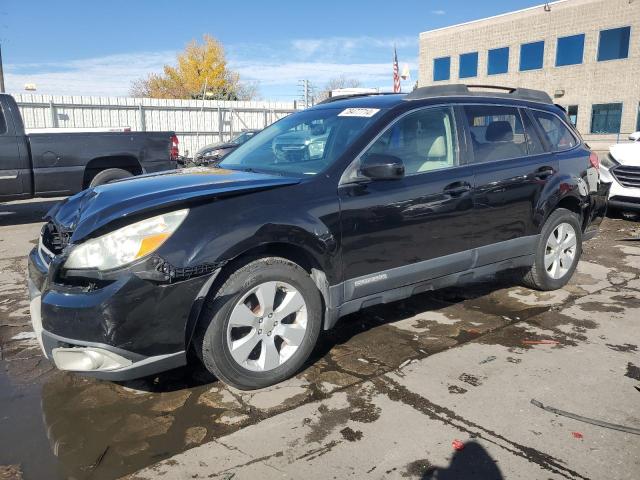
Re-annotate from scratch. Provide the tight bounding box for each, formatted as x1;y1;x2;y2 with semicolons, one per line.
433;57;451;81
567;105;578;127
556;34;585;66
488;47;509;75
591;103;623;134
459;52;478;78
597;26;631;61
520;41;545;71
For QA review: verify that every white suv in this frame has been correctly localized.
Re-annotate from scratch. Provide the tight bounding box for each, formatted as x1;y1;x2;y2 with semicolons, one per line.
601;141;640;211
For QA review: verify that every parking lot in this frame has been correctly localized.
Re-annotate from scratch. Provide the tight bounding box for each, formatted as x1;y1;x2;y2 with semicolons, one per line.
0;198;639;479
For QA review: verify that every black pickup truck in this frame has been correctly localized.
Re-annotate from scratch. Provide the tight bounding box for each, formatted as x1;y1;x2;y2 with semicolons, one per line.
0;93;179;201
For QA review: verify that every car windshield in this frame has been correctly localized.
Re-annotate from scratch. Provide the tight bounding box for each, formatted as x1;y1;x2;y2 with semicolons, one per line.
219;107;381;176
231;132;256;145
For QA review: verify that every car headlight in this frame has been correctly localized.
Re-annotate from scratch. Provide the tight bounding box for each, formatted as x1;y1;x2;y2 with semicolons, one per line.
64;209;188;270
308;141;325;158
601;153;619;170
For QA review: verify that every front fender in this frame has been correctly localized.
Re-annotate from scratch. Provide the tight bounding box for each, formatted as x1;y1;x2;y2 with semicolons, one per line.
170;183;342;285
221;220;339;281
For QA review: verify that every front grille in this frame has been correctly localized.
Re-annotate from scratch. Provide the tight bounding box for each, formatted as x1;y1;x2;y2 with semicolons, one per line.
612;165;640;188
41;222;71;255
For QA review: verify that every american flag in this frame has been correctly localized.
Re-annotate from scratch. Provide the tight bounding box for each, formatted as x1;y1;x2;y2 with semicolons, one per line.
393;47;401;93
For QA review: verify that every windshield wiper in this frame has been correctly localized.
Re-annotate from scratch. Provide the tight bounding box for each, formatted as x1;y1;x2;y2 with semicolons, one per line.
239;166;285;176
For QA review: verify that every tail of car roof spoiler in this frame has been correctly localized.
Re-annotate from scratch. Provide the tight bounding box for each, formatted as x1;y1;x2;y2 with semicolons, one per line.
404;84;553;104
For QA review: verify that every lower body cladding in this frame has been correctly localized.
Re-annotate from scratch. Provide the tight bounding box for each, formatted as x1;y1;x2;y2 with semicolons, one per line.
27;247;218;381
324;236;540;329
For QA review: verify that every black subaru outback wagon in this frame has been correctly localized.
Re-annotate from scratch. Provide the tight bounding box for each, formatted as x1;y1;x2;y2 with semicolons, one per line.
28;85;608;389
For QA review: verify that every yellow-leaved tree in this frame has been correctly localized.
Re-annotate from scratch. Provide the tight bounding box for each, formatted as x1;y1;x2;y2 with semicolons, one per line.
130;35;257;100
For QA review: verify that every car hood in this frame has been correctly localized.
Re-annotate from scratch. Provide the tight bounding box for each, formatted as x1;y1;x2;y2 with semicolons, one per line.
46;167;300;242
609;143;640;167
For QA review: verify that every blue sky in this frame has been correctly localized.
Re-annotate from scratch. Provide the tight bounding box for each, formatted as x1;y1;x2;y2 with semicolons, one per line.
1;0;544;100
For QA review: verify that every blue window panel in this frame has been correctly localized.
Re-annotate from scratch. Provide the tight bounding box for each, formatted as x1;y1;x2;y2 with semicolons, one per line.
598;26;631;61
556;34;585;66
520;41;545;71
433;57;451;81
487;47;509;75
459;52;478;78
591;103;623;134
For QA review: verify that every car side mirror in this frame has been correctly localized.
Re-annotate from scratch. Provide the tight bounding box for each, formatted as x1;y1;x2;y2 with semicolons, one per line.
360;153;405;180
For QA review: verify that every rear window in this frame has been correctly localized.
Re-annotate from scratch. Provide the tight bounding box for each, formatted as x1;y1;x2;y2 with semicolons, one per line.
464;105;528;163
530;110;577;151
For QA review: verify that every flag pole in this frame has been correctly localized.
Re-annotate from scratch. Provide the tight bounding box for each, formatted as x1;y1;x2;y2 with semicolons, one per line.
0;43;5;93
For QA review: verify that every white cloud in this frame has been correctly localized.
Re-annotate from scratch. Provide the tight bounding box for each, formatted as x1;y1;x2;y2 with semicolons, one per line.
431;9;446;15
5;51;174;96
290;35;417;60
234;60;393;85
232;59;419;97
4;35;419;99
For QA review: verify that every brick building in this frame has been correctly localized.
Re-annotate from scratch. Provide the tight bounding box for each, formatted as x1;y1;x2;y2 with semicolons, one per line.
418;0;640;139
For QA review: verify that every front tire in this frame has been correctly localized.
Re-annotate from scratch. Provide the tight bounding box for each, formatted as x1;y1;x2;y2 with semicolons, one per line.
194;257;322;390
523;208;582;291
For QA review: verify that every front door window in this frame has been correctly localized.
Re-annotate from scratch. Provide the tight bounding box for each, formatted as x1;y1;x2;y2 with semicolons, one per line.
363;107;458;175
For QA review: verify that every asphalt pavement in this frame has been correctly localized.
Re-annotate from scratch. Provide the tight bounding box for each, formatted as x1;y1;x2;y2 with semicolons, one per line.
0;199;639;480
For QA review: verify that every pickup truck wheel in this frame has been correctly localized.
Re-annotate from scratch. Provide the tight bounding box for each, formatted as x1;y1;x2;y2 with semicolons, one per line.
194;257;322;390
89;168;133;187
522;208;582;291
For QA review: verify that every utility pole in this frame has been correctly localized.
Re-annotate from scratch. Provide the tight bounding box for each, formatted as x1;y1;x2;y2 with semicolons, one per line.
0;43;5;93
297;80;315;109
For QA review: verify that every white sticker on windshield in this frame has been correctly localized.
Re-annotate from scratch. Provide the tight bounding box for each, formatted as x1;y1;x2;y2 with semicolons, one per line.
338;108;380;118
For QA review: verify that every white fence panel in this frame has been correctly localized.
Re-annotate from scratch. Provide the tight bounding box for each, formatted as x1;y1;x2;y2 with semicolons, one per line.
14;94;298;156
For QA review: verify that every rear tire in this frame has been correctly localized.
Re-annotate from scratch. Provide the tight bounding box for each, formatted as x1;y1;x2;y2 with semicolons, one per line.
89;168;133;187
194;257;322;390
523;208;582;291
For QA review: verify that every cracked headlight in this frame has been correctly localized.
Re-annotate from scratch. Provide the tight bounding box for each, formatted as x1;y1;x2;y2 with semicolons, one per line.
65;209;188;270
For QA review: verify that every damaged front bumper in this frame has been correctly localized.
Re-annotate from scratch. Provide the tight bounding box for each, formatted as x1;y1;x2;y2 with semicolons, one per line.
27;243;219;381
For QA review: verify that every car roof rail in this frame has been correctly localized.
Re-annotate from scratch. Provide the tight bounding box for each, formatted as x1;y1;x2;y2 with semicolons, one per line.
316;92;400;105
404;84;553;104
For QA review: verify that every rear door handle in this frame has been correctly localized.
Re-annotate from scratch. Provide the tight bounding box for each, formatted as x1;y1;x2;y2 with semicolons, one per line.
443;182;472;196
534;166;555;180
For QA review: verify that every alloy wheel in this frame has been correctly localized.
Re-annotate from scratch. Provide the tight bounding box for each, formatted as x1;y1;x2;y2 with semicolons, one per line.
226;281;308;372
544;222;577;280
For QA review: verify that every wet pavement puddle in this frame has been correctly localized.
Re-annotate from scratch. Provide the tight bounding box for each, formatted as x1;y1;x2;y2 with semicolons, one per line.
1;217;639;479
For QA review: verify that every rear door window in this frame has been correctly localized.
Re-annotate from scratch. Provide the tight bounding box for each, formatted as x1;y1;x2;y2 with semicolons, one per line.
464;105;528;163
520;109;545;155
530;110;577;151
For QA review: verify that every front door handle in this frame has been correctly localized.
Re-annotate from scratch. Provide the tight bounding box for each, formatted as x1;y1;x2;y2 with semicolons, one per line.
534;166;555;180
443;182;472;196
